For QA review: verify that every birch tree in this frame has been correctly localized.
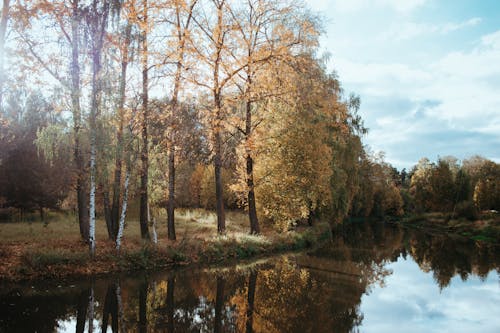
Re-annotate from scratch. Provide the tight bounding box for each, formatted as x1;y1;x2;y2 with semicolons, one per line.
84;0;116;256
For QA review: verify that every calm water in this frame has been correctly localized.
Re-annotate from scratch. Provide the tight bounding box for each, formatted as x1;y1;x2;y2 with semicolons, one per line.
1;221;499;332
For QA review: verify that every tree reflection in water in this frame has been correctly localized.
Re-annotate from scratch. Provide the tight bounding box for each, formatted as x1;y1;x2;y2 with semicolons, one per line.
0;221;498;332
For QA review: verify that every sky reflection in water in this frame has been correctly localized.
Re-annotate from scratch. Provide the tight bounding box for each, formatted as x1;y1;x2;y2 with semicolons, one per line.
361;255;500;333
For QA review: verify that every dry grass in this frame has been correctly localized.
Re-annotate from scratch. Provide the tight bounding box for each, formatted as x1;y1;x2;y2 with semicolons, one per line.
0;208;330;281
0;209;261;245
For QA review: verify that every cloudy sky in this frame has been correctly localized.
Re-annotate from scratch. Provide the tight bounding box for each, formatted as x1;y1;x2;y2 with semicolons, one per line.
307;0;500;170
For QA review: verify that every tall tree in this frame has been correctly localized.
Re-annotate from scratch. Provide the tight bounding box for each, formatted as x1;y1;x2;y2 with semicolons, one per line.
85;0;114;256
139;0;150;239
164;0;198;240
191;0;245;233
71;0;90;242
104;21;132;241
229;0;320;233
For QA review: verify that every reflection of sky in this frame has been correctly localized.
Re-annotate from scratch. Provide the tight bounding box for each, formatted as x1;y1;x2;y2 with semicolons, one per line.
360;255;500;332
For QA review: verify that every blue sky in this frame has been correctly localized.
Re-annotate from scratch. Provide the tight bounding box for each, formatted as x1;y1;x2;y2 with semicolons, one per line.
307;0;500;170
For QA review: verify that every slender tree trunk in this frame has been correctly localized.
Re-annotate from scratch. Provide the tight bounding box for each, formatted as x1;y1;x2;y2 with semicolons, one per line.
214;276;225;333
166;275;175;333
89;132;97;257
212;3;226;234
70;0;90;242
167;1;194;241
139;0;150;240
0;0;10;111
167;74;181;242
103;187;113;239
111;24;132;240
116;167;130;252
88;0;110;257
245;96;259;234
246;271;257;333
214;126;225;234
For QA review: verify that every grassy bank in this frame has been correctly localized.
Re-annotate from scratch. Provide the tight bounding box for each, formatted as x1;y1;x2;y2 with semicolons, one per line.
394;211;500;244
0;209;331;282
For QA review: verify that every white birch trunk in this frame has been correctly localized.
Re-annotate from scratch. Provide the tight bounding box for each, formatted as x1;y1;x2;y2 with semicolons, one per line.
116;169;130;252
89;143;96;257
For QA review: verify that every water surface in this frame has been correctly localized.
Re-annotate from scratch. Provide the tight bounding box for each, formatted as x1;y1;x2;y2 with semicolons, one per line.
1;221;499;332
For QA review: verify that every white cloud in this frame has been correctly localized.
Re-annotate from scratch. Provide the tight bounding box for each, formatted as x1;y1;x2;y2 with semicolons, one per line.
331;0;428;13
381;17;482;41
334;58;430;96
332;29;500;168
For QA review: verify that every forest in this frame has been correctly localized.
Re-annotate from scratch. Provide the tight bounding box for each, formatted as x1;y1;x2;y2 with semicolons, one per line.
0;0;499;263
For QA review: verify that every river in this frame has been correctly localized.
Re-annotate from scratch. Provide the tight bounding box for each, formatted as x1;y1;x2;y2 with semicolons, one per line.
1;221;499;332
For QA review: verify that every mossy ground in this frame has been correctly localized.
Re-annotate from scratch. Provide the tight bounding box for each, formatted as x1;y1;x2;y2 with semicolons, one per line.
0;209;330;282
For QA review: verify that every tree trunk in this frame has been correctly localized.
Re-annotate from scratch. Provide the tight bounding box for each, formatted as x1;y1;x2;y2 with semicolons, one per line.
116;168;130;252
70;0;89;242
214;276;225;333
139;0;150;240
111;23;132;240
245;98;259;234
103;188;113;239
0;0;9;110
213;90;225;232
246;271;257;333
88;0;110;258
89;136;97;257
167;144;176;240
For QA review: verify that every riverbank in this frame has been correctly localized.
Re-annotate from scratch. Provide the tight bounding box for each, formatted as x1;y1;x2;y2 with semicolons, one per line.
394;211;500;244
0;209;331;282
